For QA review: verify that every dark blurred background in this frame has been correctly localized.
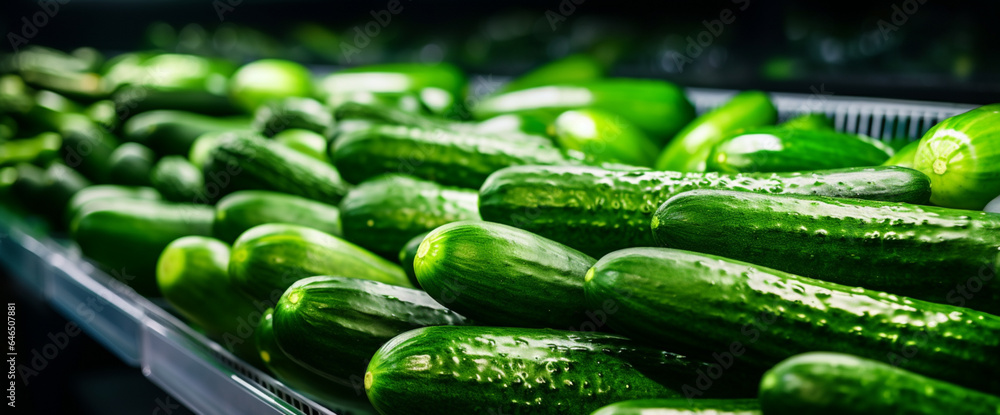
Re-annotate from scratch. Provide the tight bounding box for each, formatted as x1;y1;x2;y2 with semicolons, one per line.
2;0;998;104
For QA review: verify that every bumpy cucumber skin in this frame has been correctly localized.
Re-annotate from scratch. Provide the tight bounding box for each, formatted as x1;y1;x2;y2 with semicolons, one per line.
473;79;695;142
705;128;891;173
255;307;374;412
478;165;932;258
340;174;480;255
399;231;429;288
914;103;1000;209
252;97;333;137
155;236;260;364
213;190;342;244
150;156;205;203
584;248;1000;395
229;224;411;306
204;133;351;204
331;124;581;188
273;276;467;402
759;353;1000;415
590;399;760;415
656;91;777;172
414;221;595;328
882;139;919;168
71;199;214;295
652;189;1000;314
365;326;757;415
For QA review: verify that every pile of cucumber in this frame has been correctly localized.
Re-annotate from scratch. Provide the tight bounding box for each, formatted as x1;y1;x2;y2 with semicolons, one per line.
3;47;1000;415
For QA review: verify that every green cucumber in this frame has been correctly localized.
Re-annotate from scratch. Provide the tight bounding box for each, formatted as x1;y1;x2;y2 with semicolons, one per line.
150;156;205;203
759;353;1000;415
583;247;1000;395
339;174;480;255
414;221;596;328
335;101;449;130
318;63;465;103
156;236;261;364
255;307;374;413
7;162;89;227
213;190;342;244
229;59;313;113
705;127;892;173
71;199;213;295
202;132;351;204
500;54;605;93
107;142;155;187
65;185;161;225
478;165;932;257
107;53;238;115
0;132;61;167
399;231;428;288
122;110;250;157
187;131;229;169
331;124;582;188
651;190;1000;314
656;91;777;172
229;224;411;306
778;113;833;131
591;399;760;415
471;113;550;137
251;97;333;137
473;79;694;141
882;140;919;168
554;108;660;167
913;103;1000;209
364;326;758;415
271;129;328;162
273;276;467;404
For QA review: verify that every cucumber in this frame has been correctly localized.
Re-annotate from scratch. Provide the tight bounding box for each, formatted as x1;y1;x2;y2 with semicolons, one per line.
778;113;833;131
656;91;777;172
229;59;313;112
65;185;161;225
651;190;1000;314
318;63;465;103
251;97;333;137
156;236;261;364
273;276;467;404
107;142;155;187
271;129;328;162
213;190;341;244
759;353;1000;415
255;307;374;413
339;174;480;255
913;103;1000;209
705;128;892;173
591;399;760;415
203;132;351;204
122;110;251;156
583;247;1000;395
398;231;428;288
500;54;605;93
335;101;450;130
107;54;239;115
331;124;583;188
6;162;89;227
57;114;118;183
150;156;205;203
0;132;61;167
71;199;214;295
415;221;596;328
472;79;694;141
471;113;550;137
554;108;660;167
478;165;933;257
187;131;228;169
882;139;918;168
229;224;411;306
364;326;758;415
